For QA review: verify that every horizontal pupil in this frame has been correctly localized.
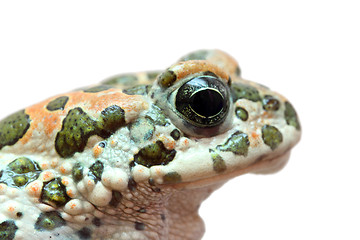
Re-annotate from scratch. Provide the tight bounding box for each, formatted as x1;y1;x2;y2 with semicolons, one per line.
190;89;224;117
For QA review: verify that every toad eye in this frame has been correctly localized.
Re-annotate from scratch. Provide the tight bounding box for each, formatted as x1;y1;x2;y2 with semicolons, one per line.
173;74;232;136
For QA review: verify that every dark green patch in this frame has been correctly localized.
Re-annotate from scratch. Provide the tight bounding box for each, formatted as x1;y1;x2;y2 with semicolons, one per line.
0;157;42;188
88;161;104;183
134;141;176;168
109;190;122;207
77;227;92;239
209;149;227;173
55;105;126;158
216;131;250;156
103;74;138;87
129;117;155;143
158;70;177;88
0;220;18;240
72;162;84;183
145;105;169;126
0;110;31;150
262;125;283;150
134;222;145;231
179;50;209;61
170;129;181;140
46;96;69;111
128;177;137;191
83;85;112;93
8;156;41;174
231;83;261;102
123;84;152;96
41;178;70;207
262;95;280;111
235;107;249;121
163;172;182;184
284;102;301;130
35;211;66;231
97;105;126;136
55;108;98;158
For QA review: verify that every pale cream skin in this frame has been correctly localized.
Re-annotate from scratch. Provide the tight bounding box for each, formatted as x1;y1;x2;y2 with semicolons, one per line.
0;50;300;240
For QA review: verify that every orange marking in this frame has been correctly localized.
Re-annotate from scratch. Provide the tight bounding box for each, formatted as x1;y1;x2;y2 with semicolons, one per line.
93;146;103;158
42;171;52;180
26;181;42;196
67;189;75;198
70;202;77;209
19;89;147;149
8;206;15;212
41;163;49;169
60;166;66;174
62;178;69;186
251;132;259;139
170;60;230;84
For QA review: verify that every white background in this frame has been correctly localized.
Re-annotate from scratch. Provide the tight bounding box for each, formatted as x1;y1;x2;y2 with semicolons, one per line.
0;1;359;239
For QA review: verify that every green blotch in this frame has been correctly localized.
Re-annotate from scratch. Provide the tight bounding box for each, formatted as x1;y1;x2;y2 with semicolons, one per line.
103;74;138;87
179;50;209;61
262;125;283;150
231;83;261;102
158;70;177;88
55;107;97;158
209;149;227;173
97;105;126;136
134;141;176;168
163;172;182;184
123;85;151;96
0;220;18;240
262;95;280;111
0;110;31;150
8;157;41;174
83;85;112;93
235;107;249;121
284;102;301;130
216;131;250;156
170;129;181;140
109;190;123;207
129;117;155;143
72;162;84;183
46;96;69;111
88;161;104;182
55;105;126;158
41;178;70;207
0;157;41;188
145;105;169;126
35;211;66;231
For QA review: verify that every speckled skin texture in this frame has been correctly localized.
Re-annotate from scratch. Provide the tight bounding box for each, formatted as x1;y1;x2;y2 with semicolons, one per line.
0;50;301;240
